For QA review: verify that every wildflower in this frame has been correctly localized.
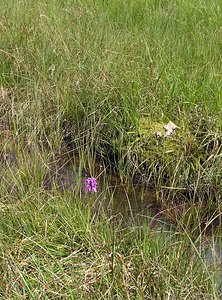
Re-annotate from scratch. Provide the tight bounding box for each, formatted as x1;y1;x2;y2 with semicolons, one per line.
86;177;97;193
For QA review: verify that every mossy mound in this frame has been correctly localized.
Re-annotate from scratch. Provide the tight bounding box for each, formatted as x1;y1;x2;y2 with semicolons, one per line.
138;118;197;154
110;117;217;198
138;119;200;187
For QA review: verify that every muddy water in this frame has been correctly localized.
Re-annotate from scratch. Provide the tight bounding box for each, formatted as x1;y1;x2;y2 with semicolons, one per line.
200;238;222;290
2;150;222;288
44;157;162;227
44;156;222;289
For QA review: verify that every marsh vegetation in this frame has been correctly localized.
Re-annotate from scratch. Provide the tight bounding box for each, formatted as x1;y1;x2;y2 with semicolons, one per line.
0;0;222;298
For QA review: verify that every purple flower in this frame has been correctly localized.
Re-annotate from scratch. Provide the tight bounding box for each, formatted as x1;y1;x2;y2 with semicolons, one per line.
86;177;97;193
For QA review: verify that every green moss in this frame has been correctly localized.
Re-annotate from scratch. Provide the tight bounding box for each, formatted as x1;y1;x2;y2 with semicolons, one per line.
139;118;166;137
109;117;207;190
138;118;198;155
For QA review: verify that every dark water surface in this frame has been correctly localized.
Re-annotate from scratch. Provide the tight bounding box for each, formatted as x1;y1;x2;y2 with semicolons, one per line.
44;156;162;226
45;156;222;289
2;151;222;288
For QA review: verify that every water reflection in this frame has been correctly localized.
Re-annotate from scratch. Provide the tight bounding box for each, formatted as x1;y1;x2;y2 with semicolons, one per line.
45;157;222;288
198;236;222;289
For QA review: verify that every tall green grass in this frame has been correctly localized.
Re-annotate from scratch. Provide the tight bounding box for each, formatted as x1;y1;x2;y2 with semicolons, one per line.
1;0;222;197
0;0;222;297
0;187;220;299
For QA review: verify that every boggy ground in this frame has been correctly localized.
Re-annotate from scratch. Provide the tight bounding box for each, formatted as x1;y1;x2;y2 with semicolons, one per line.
1;0;222;298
